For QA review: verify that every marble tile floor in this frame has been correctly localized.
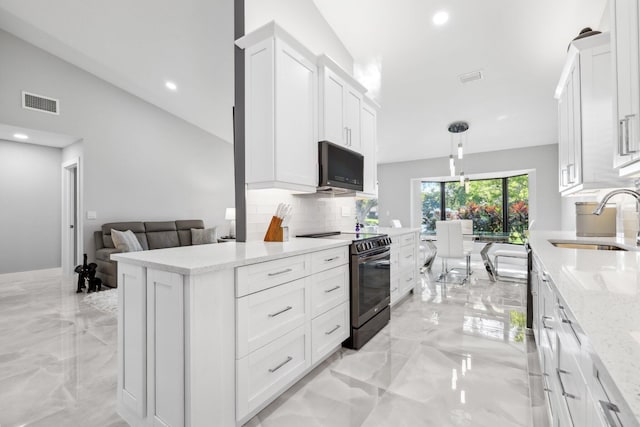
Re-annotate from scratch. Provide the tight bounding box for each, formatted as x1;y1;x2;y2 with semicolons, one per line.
0;262;547;427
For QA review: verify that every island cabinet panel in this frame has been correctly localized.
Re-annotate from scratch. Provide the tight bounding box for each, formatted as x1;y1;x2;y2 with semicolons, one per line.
389;230;419;306
117;263;147;422
147;269;185;427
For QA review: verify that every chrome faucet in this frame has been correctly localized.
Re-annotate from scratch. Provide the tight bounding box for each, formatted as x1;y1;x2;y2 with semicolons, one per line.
592;189;640;245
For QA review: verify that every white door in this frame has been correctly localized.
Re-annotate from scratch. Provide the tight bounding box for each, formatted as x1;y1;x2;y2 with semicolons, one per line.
62;158;81;275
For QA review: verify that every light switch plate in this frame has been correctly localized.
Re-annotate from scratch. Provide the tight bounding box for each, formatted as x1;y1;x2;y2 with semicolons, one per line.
87;210;97;220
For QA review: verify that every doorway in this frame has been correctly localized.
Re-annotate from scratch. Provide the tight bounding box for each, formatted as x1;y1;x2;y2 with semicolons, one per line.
62;158;82;275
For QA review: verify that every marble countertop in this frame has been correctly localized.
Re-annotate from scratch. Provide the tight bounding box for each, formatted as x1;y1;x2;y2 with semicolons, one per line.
112;237;351;275
527;230;640;420
375;227;421;237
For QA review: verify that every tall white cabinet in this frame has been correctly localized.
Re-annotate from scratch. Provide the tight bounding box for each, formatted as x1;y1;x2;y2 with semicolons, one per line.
555;33;627;196
612;0;640;172
237;23;318;193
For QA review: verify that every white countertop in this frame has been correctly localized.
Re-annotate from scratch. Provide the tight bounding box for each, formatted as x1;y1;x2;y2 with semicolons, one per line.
376;227;421;237
527;230;640;419
112;237;351;275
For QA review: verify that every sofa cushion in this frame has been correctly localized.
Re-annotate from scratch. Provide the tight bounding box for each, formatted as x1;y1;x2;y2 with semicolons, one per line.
177;219;204;246
95;247;122;262
111;229;144;252
102;222;148;250
191;227;218;245
145;221;180;249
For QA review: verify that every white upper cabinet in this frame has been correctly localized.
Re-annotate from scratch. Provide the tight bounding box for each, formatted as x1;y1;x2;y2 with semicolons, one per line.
555;32;628;196
612;0;640;173
360;99;378;197
236;23;318;193
318;55;367;154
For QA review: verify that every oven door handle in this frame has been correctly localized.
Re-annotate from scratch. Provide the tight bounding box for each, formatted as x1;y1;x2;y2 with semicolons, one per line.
357;249;391;263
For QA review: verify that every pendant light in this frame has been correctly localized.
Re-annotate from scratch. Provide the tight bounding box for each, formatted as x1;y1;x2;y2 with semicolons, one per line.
447;121;470;182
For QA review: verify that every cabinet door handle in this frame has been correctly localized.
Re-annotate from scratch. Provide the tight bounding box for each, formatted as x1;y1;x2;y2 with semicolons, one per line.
324;256;339;262
268;356;293;373
325;324;341;335
348;128;352;146
619;119;627;156
268;268;292;277
556;368;576;399
567;163;575;184
324;285;340;293
599;400;622;427
268;306;293;318
626;114;637;154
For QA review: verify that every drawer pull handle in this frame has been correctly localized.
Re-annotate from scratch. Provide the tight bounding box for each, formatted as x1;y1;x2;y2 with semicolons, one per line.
268;268;293;277
556;368;576;399
325;325;341;335
324;256;339;262
268;306;293;318
561;318;572;324
405;254;413;259
406;277;413;282
324;286;340;293
391;287;398;292
599;400;621;427
268;356;293;373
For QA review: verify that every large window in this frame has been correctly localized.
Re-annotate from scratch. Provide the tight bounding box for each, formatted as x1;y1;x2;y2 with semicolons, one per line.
421;174;528;241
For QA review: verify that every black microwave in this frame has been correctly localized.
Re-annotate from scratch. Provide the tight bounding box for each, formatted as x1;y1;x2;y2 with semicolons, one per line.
318;141;364;192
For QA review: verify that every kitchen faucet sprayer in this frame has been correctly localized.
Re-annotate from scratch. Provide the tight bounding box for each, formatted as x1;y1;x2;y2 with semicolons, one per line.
592;189;640;245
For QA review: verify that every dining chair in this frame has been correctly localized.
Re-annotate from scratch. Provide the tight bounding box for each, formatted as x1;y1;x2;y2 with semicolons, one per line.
435;221;471;284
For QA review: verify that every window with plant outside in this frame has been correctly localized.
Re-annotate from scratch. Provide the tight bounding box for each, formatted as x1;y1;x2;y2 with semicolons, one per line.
356;198;378;228
421;174;529;243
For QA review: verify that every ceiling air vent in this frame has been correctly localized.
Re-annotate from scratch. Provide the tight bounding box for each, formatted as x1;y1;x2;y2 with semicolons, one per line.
22;91;59;115
459;70;483;84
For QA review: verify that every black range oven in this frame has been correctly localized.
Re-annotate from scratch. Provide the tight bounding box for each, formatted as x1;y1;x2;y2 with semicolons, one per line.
297;232;392;349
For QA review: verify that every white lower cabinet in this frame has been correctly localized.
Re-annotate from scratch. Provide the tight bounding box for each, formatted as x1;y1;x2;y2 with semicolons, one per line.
235;247;350;423
390;231;419;306
311;301;349;364
531;252;637;427
236;324;311;419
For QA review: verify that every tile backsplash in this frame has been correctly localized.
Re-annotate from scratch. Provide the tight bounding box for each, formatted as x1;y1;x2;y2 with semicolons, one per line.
245;189;357;241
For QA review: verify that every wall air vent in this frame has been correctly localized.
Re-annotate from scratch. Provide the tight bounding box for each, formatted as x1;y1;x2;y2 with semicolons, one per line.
22;91;60;115
459;70;483;84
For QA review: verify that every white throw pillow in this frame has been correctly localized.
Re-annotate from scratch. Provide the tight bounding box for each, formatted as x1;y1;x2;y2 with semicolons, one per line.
111;229;144;252
191;227;217;245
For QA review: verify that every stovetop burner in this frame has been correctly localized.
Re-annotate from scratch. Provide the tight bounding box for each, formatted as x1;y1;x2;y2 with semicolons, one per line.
297;231;392;254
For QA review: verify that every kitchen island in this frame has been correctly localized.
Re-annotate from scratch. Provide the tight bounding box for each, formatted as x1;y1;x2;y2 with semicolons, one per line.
527;231;640;426
112;238;352;427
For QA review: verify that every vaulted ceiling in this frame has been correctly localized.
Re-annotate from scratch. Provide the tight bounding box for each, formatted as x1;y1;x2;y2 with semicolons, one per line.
0;0;607;163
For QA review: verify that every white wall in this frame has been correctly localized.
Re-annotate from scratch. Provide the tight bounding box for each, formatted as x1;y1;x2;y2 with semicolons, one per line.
0;30;235;263
246;189;356;241
0;139;61;273
378;144;562;231
245;0;354;72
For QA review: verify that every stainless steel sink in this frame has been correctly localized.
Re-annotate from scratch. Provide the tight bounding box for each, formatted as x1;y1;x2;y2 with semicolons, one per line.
548;240;628;251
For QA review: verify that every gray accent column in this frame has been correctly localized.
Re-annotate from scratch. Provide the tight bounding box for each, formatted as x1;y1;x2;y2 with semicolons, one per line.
234;0;246;242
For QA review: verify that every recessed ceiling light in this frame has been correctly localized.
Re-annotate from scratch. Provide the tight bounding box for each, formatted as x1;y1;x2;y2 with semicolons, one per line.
13;133;29;140
165;81;178;91
433;11;449;26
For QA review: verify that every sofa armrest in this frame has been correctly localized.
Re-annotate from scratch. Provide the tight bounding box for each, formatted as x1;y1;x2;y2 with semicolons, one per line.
94;230;105;250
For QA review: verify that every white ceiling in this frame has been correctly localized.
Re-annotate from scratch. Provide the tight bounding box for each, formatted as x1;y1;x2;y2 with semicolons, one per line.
0;123;80;147
0;0;607;163
313;0;608;163
0;0;234;144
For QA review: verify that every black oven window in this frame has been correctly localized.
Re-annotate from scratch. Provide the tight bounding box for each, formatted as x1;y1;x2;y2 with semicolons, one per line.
358;256;390;321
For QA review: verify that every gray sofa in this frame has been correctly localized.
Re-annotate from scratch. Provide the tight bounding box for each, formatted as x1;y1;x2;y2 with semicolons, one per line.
94;219;205;288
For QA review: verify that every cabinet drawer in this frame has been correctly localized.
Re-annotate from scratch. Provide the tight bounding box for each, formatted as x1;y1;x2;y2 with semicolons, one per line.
399;244;416;271
311;301;349;365
236;254;310;297
236;324;310;420
311;264;349;317
236;278;309;358
399;268;416;295
310;246;349;274
390;276;400;305
397;233;416;246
